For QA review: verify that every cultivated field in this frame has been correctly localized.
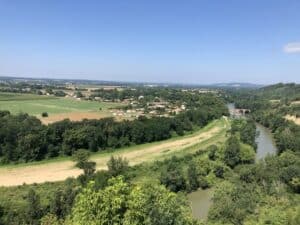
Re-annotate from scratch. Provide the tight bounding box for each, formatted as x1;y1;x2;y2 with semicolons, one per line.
0;118;230;186
0;92;124;124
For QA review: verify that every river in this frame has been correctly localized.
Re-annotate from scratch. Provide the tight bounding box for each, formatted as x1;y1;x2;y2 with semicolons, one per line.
188;103;278;220
255;123;277;160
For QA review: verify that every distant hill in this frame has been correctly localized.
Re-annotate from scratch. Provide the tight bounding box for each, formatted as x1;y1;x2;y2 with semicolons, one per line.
210;83;264;89
258;83;300;101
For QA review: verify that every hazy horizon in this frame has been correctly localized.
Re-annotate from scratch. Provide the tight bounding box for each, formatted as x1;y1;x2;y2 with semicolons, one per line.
0;1;299;84
0;74;280;86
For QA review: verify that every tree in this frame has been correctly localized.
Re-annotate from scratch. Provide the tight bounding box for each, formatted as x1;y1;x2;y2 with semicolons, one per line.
187;161;199;191
70;176;129;225
214;164;225;178
208;181;258;225
124;183;195;225
40;214;62;225
0;205;4;225
75;91;83;98
160;161;186;192
208;145;218;160
50;181;77;220
224;136;241;168
26;189;43;225
42;112;48;117
70;177;195;225
107;156;129;177
72;149;96;176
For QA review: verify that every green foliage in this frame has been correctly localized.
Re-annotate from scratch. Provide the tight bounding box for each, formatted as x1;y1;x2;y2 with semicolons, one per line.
223;136;241;168
40;214;63;225
41;112;48;117
160;158;186;192
213;164;225;178
107;156;129;177
49;182;78;219
72;149;96;176
71;176;129;225
70;176;196;225
208;145;218;160
231;119;258;149
187;161;199;191
72;149;91;166
244;196;300;225
26;189;43;225
209;181;259;225
239;143;255;163
124;183;196;225
228;84;300;154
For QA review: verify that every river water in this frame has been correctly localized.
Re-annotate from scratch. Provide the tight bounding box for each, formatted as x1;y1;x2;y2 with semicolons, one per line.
255;123;277;160
188;103;278;220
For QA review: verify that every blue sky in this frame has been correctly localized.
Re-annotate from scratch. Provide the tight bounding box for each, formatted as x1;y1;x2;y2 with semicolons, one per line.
0;0;299;84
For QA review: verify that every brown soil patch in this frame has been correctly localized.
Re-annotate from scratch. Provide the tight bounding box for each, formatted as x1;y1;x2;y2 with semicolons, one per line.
0;122;226;187
38;112;111;124
285;115;300;125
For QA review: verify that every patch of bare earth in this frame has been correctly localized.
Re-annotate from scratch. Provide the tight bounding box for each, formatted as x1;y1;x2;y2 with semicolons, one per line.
38;112;111;124
285;115;300;125
291;101;300;105
0;123;224;186
270;99;280;103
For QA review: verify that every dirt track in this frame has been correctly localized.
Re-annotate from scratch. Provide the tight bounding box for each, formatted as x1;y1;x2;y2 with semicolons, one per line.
0;119;228;186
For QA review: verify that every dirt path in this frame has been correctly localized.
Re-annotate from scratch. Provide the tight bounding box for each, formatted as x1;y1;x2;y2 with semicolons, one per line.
0;119;228;186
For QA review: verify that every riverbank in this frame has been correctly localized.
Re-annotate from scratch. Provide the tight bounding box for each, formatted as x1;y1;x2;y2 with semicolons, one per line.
188;104;279;221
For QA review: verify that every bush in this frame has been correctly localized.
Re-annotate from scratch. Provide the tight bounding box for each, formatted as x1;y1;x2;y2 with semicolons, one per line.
198;176;209;189
214;165;225;178
42;112;48;117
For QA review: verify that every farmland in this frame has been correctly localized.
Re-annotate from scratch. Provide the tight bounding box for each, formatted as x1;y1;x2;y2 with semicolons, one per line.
0;92;124;123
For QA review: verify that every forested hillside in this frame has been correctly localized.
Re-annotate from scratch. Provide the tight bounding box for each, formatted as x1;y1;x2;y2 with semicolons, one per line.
227;83;300;154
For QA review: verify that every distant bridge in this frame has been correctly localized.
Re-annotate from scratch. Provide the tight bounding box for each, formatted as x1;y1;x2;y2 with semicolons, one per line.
229;108;251;117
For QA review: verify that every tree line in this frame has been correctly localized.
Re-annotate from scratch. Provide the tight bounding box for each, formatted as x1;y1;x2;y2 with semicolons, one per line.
0;95;228;164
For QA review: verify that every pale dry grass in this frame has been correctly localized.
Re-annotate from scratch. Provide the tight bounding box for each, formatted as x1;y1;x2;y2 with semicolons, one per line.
291;101;300;105
285;115;300;125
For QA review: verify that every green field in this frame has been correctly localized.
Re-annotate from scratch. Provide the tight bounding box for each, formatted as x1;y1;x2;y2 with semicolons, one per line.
0;92;123;116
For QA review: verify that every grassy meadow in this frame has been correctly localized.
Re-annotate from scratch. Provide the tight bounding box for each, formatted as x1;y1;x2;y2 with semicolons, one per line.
0;92;124;123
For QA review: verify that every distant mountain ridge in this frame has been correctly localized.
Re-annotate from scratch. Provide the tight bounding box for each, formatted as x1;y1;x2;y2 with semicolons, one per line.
210;83;264;88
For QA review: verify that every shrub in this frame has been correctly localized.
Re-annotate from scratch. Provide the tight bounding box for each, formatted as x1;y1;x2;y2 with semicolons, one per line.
42;112;48;117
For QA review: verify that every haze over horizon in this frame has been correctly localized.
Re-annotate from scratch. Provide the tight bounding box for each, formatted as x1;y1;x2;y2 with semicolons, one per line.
0;1;299;84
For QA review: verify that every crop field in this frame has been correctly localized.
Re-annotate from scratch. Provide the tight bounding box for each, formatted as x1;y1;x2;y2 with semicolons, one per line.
0;118;230;186
0;92;124;123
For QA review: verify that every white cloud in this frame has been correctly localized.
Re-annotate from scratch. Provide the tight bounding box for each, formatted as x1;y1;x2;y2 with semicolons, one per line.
283;42;300;53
